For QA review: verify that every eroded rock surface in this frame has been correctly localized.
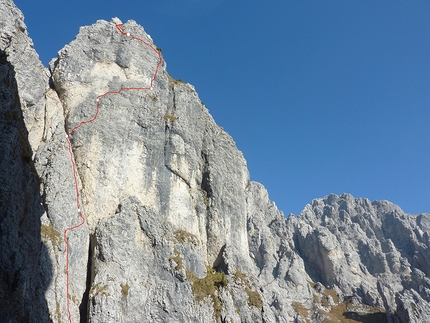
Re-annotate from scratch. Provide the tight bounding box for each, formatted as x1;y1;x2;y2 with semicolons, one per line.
1;0;429;322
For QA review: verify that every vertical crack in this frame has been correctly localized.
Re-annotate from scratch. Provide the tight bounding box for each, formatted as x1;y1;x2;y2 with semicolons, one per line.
79;234;95;323
201;152;212;200
164;84;177;132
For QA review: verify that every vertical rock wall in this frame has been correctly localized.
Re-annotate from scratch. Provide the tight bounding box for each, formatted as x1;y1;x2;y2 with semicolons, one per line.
1;1;429;322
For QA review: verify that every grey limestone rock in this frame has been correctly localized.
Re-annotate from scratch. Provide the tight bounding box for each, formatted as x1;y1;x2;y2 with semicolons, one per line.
1;1;52;322
1;0;430;322
1;0;89;322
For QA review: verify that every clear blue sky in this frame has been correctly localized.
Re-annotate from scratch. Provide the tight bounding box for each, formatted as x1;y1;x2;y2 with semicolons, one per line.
14;0;430;215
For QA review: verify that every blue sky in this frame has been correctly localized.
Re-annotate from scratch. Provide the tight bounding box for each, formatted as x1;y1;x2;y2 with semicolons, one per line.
14;0;430;215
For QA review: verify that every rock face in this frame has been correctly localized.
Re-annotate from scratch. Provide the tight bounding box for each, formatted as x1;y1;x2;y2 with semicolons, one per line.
1;1;429;322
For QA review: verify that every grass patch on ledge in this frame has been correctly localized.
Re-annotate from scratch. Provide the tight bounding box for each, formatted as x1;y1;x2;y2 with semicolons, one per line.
306;280;387;323
169;248;184;271
163;110;178;123
41;223;61;247
167;74;186;89
188;266;228;321
174;229;198;245
292;301;309;321
233;270;263;309
120;283;130;297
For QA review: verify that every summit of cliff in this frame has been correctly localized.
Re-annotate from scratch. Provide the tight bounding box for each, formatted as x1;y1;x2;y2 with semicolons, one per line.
1;1;429;322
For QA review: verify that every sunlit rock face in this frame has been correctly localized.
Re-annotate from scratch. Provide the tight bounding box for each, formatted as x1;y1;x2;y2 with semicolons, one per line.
1;1;429;322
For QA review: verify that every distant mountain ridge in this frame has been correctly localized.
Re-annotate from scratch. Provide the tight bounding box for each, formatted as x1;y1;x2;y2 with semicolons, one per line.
1;0;429;322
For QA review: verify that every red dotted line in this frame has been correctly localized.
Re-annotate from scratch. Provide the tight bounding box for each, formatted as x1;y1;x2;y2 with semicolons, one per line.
63;23;162;323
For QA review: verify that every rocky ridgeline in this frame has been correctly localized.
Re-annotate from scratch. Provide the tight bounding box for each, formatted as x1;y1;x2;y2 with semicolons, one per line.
1;0;429;322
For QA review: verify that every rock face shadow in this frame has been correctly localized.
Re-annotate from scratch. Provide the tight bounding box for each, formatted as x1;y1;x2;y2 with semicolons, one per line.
0;50;53;322
343;311;388;323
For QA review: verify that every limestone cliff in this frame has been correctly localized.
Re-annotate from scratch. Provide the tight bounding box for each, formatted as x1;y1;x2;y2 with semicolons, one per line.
1;1;429;322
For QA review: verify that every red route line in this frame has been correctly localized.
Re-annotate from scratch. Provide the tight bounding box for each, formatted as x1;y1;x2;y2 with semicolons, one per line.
63;23;162;323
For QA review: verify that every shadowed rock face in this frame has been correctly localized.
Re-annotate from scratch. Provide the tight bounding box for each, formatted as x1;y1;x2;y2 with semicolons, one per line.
0;2;51;322
2;1;429;322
